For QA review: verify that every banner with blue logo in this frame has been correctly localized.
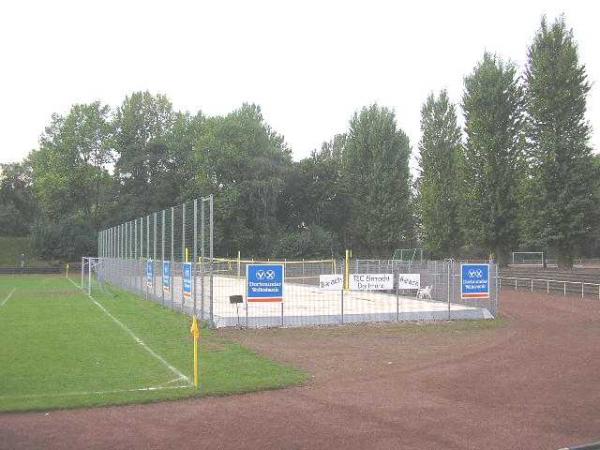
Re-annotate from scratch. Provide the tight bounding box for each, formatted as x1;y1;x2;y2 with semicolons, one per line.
183;262;192;300
146;259;153;288
246;264;284;302
461;263;490;299
162;261;171;293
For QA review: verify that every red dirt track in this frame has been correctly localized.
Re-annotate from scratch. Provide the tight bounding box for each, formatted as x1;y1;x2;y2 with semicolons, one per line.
2;291;600;449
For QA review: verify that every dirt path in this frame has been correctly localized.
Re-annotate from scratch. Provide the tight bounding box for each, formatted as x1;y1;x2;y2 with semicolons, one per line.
2;291;600;449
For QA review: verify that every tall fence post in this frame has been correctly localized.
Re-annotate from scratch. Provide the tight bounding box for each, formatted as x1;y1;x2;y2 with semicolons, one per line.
145;216;149;299
341;286;344;325
181;204;186;312
161;210;165;306
209;194;214;327
170;206;175;306
395;268;399;322
134;219;138;291
447;260;451;320
200;200;205;321
153;212;157;298
193;199;198;317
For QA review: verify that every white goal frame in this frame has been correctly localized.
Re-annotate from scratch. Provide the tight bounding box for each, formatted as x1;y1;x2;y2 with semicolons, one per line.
511;252;544;266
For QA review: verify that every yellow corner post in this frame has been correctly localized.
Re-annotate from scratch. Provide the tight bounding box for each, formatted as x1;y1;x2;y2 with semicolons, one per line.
190;317;200;389
185;247;189;263
65;263;70;279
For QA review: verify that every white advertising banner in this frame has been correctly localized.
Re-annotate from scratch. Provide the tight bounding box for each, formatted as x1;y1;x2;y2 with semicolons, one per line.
397;274;420;290
319;274;344;291
350;274;394;291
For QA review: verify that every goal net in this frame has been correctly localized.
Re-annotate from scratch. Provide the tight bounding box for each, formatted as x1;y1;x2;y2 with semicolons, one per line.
392;248;423;263
511;252;544;266
209;257;337;284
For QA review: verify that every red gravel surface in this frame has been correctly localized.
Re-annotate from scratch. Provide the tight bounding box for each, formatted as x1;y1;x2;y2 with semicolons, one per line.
2;291;600;450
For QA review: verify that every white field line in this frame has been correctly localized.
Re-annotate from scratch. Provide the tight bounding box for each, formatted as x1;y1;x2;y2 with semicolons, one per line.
0;384;191;400
66;278;192;386
0;288;16;307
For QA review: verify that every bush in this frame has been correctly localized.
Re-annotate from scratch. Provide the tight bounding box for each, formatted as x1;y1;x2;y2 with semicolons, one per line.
31;219;97;261
273;225;336;259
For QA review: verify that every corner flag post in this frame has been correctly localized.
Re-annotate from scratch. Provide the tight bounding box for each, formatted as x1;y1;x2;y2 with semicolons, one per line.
190;317;200;388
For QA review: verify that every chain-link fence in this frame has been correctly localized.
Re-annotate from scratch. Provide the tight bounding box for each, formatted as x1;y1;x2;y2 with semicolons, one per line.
205;258;497;327
94;202;499;328
97;196;214;322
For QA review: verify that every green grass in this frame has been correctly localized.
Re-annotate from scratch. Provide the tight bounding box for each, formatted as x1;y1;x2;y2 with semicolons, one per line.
0;275;306;412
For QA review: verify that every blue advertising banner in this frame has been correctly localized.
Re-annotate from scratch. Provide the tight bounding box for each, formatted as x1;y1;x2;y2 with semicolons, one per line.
461;264;490;299
183;262;192;300
246;264;284;302
146;259;153;288
162;261;171;293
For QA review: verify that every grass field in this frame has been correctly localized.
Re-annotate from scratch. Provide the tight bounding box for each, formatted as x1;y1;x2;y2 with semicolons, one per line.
0;275;306;412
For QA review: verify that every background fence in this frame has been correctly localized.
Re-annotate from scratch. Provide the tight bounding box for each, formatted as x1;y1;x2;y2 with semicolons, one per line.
95;198;498;328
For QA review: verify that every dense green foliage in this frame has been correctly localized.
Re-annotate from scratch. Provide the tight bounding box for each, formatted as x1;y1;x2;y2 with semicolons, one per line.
343;105;413;255
523;17;598;267
0;275;306;412
462;53;524;265
0;16;598;265
0;162;37;236
417;91;463;258
0;237;47;266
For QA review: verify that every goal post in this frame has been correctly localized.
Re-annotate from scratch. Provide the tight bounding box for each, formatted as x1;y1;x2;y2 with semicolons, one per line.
81;257;103;295
392;248;423;263
511;252;544;266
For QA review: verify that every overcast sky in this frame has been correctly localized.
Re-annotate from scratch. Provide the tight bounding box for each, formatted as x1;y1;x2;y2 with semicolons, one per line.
0;0;598;168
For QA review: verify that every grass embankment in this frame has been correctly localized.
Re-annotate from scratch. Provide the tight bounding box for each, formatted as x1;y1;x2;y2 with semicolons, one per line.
0;236;51;267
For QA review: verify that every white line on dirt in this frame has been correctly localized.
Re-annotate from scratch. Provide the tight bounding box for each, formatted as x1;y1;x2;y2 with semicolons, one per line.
66;278;192;386
0;384;191;400
0;288;16;307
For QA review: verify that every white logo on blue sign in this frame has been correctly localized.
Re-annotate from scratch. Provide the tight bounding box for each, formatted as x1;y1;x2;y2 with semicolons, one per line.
163;261;171;292
183;262;192;300
461;263;490;299
146;259;153;288
247;264;284;302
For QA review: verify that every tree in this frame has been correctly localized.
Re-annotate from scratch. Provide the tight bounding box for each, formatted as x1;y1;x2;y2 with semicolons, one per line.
277;134;349;253
113;91;177;219
342;104;413;255
32;102;113;226
192;104;292;257
524;16;596;268
462;52;524;265
0;161;37;236
417;90;463;258
30;102;114;258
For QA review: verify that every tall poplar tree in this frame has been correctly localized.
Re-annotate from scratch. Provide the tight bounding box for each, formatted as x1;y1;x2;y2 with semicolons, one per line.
418;90;463;258
462;53;524;265
524;17;596;267
342;104;412;255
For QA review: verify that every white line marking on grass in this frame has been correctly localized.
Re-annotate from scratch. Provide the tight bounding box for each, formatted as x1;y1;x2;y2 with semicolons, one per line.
0;384;192;401
66;278;192;386
0;288;16;307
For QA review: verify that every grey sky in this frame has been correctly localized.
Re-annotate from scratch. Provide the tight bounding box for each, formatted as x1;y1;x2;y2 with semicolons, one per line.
0;0;598;167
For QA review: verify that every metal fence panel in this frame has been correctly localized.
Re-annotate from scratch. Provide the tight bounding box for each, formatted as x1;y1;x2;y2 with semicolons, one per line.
96;196;498;328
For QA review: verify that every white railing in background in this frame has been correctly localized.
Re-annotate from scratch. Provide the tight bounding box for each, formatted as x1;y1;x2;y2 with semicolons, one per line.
500;276;600;299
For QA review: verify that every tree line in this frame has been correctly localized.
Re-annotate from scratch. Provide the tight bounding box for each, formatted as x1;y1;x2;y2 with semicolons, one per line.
0;16;598;267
